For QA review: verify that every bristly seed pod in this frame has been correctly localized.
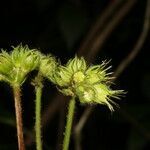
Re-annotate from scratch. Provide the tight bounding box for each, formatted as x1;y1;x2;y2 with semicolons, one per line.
53;56;124;111
0;44;40;86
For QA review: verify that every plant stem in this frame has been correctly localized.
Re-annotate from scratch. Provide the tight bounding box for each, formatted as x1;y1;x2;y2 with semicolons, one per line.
63;97;76;150
34;74;43;150
13;85;25;150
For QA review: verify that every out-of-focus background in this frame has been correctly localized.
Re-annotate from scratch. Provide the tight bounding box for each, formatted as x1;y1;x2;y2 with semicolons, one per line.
0;0;150;150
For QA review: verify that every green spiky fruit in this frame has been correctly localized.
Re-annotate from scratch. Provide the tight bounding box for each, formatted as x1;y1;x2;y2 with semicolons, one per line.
53;56;123;111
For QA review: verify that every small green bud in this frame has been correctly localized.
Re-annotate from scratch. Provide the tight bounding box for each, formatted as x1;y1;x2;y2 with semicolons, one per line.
73;71;85;83
54;66;72;87
85;63;111;84
76;85;95;103
93;84;117;111
38;53;57;81
66;56;87;72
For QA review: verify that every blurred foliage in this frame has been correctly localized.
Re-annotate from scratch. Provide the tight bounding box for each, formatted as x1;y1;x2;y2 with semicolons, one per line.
57;3;88;49
0;105;15;127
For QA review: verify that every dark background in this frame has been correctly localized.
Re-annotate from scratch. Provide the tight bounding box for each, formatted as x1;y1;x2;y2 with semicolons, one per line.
0;0;150;150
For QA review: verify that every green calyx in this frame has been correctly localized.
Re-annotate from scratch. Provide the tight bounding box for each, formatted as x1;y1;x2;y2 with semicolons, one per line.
53;56;123;111
0;45;40;85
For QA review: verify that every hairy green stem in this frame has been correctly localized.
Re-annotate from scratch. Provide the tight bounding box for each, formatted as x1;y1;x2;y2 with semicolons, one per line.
63;97;76;150
13;85;25;150
35;75;43;150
